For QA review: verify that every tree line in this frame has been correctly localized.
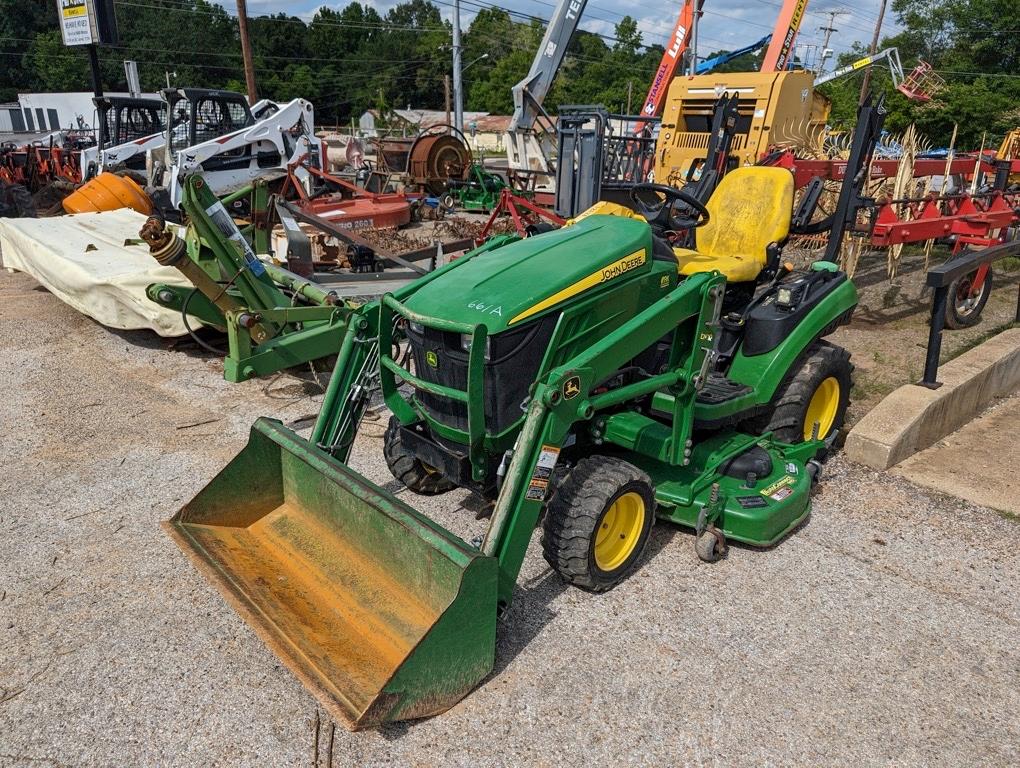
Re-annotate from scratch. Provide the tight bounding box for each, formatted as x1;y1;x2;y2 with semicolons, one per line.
1;0;1017;147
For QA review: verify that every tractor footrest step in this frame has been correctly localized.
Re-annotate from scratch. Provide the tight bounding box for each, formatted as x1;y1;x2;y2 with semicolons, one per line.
695;375;753;405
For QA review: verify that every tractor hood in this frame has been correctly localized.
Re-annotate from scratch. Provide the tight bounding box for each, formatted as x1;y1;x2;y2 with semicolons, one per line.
404;215;653;333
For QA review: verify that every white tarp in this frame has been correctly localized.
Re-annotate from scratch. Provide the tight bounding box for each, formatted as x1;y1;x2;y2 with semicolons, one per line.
0;209;197;337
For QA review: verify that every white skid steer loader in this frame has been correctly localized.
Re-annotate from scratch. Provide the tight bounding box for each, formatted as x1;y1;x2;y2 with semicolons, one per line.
79;91;281;181
65;88;321;216
150;88;321;212
78;96;167;180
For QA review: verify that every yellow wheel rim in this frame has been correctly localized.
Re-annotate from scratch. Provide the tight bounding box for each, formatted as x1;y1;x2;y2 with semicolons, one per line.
803;376;841;440
594;492;645;572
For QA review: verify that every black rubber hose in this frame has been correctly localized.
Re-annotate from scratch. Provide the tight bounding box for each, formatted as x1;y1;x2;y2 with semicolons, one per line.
181;288;228;356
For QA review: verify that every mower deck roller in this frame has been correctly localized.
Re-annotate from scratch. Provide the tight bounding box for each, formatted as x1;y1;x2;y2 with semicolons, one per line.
166;418;498;729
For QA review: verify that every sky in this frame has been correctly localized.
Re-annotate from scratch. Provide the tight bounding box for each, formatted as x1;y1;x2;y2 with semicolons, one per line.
222;0;899;70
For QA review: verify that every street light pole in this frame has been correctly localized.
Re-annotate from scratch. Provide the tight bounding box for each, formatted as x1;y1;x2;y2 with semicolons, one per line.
86;44;107;149
452;0;464;132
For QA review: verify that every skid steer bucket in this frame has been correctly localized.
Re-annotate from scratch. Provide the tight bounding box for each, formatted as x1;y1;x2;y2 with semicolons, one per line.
165;418;498;729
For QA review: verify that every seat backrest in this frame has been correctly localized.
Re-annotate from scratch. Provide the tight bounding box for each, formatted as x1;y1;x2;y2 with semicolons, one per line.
695;167;794;265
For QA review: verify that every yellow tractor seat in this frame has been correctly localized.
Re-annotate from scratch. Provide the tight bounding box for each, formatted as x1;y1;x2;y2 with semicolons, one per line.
673;166;794;283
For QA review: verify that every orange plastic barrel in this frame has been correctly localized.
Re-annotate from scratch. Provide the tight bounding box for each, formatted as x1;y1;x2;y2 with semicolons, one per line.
62;172;154;215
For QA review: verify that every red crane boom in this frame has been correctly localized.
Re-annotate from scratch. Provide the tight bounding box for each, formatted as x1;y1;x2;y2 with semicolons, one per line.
760;0;810;72
635;0;701;131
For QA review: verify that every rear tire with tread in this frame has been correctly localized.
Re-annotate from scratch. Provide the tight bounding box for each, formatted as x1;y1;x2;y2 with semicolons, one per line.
383;416;456;495
542;456;655;592
0;182;36;218
748;341;853;444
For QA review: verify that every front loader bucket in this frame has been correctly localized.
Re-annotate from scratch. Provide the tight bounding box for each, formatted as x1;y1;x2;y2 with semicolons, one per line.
165;418;498;729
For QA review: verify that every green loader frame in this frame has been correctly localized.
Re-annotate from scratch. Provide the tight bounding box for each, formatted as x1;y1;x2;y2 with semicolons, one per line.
143;176;353;382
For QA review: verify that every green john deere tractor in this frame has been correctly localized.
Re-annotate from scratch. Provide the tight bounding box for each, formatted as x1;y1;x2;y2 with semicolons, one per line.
165;164;856;730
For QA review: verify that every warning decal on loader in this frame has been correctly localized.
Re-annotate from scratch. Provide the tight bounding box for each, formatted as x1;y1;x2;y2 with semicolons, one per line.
526;445;560;500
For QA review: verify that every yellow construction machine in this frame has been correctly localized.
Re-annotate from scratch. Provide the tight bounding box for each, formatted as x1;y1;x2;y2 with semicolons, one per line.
654;69;830;185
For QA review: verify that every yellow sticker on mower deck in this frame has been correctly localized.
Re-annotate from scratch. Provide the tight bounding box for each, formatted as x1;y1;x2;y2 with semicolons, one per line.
761;475;795;501
526;445;560;501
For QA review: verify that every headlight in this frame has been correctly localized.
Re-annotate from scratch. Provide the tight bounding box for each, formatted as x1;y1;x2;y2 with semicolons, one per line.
460;333;491;359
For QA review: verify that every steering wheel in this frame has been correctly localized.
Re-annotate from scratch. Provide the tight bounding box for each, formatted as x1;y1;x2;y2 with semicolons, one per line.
629;183;710;231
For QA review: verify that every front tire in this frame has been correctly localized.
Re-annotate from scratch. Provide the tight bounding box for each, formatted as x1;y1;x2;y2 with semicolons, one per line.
751;341;853;443
542;456;655;592
383;417;456;495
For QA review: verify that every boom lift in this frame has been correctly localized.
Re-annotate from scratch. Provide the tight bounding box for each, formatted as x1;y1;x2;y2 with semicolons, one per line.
814;48;904;89
759;0;809;73
637;6;771;134
697;35;772;75
507;0;773;189
636;0;702;131
506;0;590;187
815;48;946;103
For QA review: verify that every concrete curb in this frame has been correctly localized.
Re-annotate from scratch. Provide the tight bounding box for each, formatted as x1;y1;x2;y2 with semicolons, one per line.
845;327;1020;470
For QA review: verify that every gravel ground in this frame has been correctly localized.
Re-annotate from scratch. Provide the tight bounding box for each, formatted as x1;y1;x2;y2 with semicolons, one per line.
2;269;1019;767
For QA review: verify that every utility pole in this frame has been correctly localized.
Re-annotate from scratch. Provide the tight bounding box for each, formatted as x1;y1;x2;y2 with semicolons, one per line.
688;2;700;75
817;9;844;71
818;13;839;50
452;0;464;133
626;80;633;114
859;0;887;104
444;75;451;130
236;0;258;105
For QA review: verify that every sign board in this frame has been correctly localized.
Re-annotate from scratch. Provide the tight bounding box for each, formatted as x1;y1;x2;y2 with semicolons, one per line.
57;0;95;46
57;0;118;47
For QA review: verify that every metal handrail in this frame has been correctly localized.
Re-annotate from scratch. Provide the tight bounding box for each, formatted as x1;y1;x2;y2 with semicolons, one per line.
920;239;1020;387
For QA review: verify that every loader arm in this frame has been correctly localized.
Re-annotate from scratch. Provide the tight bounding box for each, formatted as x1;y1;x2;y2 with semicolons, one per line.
472;269;725;608
80;131;165;177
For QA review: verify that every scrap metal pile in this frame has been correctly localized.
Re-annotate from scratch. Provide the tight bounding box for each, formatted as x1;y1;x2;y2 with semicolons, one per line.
0;132;89;216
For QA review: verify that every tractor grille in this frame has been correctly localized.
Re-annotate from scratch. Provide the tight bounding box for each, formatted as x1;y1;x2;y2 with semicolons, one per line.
405;315;558;437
